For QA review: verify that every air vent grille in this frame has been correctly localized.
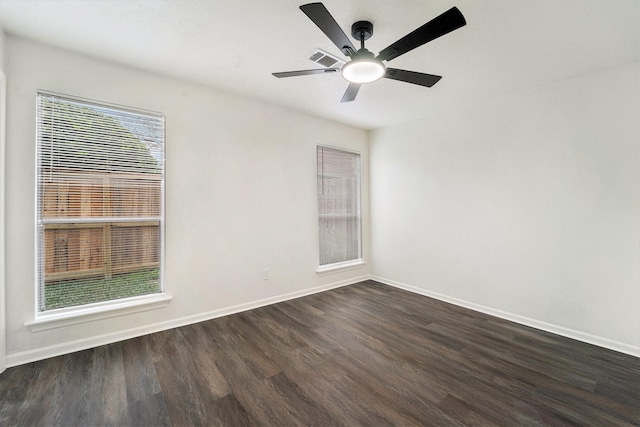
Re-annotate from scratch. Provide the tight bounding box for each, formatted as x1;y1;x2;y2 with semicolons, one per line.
318;56;338;67
309;52;324;62
309;49;345;69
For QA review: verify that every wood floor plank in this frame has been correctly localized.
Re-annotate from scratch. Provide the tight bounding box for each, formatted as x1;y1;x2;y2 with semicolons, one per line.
179;323;233;397
127;391;172;426
264;371;342;426
45;349;96;426
121;335;162;400
209;393;257;426
88;344;130;426
199;319;295;425
14;357;62;426
275;348;375;426
1;280;638;426
153;327;225;426
216;316;283;380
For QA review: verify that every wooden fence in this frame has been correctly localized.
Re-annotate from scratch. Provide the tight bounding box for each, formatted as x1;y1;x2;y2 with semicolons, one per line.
42;169;161;283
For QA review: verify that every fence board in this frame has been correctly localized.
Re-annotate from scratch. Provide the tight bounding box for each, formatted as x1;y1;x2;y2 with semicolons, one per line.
42;170;161;284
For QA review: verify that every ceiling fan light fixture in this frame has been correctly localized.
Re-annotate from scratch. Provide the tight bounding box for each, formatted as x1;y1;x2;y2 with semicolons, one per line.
274;3;466;102
341;57;386;84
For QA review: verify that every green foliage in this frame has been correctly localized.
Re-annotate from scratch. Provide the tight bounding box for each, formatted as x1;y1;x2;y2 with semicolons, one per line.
40;97;160;173
44;269;161;310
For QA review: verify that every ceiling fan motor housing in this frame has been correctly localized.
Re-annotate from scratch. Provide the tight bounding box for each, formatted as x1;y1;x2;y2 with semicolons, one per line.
351;21;373;41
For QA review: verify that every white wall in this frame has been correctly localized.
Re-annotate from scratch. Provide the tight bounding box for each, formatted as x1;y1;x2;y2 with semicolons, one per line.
4;36;369;365
0;25;7;373
5;34;637;366
370;62;640;356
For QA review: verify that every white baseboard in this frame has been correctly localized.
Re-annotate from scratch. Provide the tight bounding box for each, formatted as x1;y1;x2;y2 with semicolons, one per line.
371;275;640;358
6;275;370;368
8;274;637;367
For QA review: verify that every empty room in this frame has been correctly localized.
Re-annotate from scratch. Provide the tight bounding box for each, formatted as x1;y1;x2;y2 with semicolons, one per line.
0;0;638;425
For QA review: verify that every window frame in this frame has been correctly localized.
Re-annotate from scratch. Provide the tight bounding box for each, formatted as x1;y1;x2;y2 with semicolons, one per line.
33;90;169;324
316;145;364;273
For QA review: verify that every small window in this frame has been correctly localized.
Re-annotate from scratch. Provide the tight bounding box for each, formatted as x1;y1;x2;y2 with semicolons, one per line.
36;92;165;312
317;146;361;266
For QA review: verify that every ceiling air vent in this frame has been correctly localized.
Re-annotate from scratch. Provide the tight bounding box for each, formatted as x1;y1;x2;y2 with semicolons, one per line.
309;49;345;68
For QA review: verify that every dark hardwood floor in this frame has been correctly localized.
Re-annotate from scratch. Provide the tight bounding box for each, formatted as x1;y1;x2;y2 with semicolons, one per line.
1;280;638;426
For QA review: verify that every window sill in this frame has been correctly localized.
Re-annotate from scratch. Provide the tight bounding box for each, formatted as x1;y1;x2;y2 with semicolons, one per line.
25;293;173;332
316;259;366;276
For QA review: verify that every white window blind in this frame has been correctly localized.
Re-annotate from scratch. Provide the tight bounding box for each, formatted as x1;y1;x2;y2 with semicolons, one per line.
317;146;361;266
36;92;165;312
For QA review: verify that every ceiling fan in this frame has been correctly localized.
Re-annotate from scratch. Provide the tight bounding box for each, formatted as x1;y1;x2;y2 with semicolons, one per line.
272;3;466;103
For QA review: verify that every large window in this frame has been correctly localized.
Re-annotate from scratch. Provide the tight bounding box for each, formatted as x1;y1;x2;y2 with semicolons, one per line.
317;146;361;267
36;92;165;312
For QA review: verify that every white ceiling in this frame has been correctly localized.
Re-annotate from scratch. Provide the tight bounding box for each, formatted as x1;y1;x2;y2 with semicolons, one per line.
0;0;638;130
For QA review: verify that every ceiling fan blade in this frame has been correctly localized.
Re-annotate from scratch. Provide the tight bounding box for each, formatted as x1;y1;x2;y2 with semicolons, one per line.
272;68;339;78
300;3;356;57
341;83;360;103
384;68;442;87
377;7;466;62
